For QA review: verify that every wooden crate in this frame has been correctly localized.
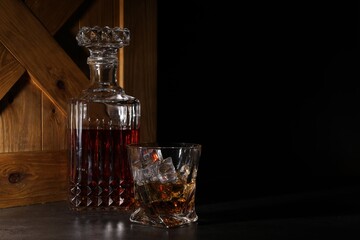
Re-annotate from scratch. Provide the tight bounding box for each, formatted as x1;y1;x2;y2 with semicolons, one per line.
0;0;157;208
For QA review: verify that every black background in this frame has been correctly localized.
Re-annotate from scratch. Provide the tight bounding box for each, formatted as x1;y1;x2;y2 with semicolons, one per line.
157;2;360;204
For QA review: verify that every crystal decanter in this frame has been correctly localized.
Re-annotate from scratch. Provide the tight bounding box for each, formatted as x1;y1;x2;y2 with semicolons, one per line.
67;26;141;211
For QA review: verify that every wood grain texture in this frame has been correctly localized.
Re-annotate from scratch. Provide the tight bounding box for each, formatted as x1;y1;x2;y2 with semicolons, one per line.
41;97;67;151
0;76;42;152
38;75;67;151
0;0;85;101
78;0;120;28
124;0;157;142
0;53;25;101
0;151;67;208
24;0;85;35
0;0;79;153
0;0;89;115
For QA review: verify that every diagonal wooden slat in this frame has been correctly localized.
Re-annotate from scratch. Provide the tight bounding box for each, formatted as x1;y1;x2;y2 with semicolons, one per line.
0;55;25;101
0;0;85;101
24;0;85;34
0;0;89;114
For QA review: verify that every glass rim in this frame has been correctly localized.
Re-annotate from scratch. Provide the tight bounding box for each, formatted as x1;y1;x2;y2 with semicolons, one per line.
127;142;201;150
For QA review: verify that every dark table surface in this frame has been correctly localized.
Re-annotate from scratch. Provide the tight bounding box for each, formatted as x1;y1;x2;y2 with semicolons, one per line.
1;185;360;240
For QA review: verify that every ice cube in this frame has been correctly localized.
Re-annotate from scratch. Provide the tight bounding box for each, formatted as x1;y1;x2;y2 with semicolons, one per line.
157;157;178;183
134;156;178;184
142;149;163;167
134;163;159;184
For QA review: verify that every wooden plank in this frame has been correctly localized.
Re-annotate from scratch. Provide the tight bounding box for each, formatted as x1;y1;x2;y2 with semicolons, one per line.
0;0;85;101
24;0;85;34
124;0;157;142
0;76;42;153
0;55;25;101
0;151;67;208
40;77;67;151
78;0;120;27
0;0;89;115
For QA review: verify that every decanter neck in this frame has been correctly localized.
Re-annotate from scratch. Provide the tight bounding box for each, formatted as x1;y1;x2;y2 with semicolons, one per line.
88;56;119;86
